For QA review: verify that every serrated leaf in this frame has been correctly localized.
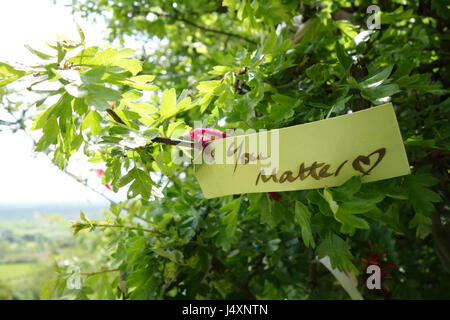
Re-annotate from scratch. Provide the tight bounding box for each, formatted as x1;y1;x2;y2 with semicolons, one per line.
118;167;155;200
115;57;142;76
295;201;315;248
405;171;441;215
81;110;102;136
222;204;239;237
316;234;358;274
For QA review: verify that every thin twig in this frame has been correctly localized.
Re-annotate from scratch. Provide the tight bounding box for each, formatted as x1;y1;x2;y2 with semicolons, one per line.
178;16;256;44
151;136;194;148
81;268;120;277
98;223;161;235
106;108;126;125
0;119;18;126
148;10;256;45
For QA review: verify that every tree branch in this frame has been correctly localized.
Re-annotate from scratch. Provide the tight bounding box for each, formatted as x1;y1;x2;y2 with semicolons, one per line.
148;10;256;44
98;223;162;235
177;16;256;44
106;108;126;125
0;119;18;126
81;268;120;277
151;136;194;148
106;108;194;148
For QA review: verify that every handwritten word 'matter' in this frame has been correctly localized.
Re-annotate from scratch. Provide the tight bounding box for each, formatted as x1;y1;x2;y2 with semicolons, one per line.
255;148;386;186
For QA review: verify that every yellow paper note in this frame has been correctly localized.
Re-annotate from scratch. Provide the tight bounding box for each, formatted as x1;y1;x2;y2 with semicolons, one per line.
194;103;410;199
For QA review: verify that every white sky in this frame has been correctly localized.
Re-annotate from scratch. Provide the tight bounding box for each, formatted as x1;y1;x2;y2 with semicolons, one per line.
0;0;123;205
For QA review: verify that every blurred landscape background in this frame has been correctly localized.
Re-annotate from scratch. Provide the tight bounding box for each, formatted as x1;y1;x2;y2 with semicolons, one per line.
0;0;115;300
0;203;104;299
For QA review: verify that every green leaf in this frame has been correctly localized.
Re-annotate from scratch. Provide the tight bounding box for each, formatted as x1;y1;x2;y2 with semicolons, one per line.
72;98;88;115
294;201;315;248
81;67;106;84
404;171;441;216
122;90;143;101
86;85;122;111
316;234;358;274
335;41;352;74
360;64;394;88
199;92;214;113
335;208;370;230
364;205;404;235
81;110;103;136
209;66;233;75
125;102;158;118
339;195;383;214
87;84;122;101
177;96;192;112
66;46;99;65
153;248;184;264
259;193;276;227
323;188;339;214
160;88;177;119
76;23;86;44
197;80;221;93
118;167;155;200
25;44;53;60
123;75;158;90
333;176;361;201
409;213;432;239
361;83;400;101
222;199;240;237
115;57;142;76
35;117;59;151
0;62;29;87
335;21;358;40
40;279;58;300
88;48;142;75
143;128;159;140
130;75;155;83
65;83;88;98
0;62;27;77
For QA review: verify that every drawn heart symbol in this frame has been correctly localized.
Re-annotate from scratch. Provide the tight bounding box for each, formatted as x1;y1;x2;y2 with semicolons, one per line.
352;148;386;176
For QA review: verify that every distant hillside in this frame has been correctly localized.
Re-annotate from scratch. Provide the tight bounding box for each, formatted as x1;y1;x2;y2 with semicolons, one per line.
0;202;107;220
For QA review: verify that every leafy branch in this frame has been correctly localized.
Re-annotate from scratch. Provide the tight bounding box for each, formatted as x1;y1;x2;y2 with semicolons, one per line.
106;108;194;148
72;219;162;236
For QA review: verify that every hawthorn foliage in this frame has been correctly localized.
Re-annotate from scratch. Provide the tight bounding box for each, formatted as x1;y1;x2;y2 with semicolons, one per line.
1;0;449;299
